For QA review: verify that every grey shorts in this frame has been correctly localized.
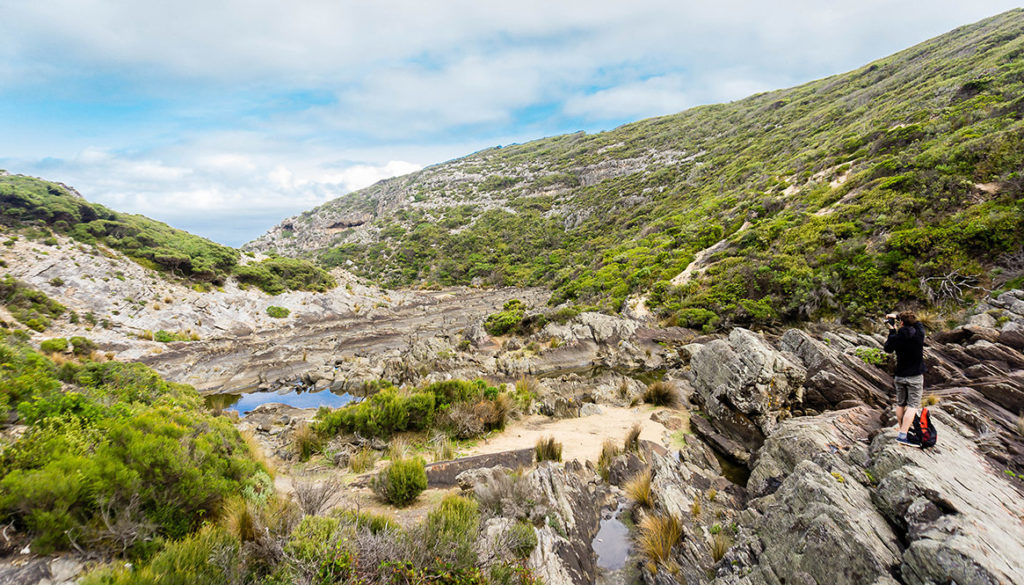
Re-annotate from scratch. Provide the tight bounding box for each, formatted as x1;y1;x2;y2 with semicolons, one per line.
893;375;924;408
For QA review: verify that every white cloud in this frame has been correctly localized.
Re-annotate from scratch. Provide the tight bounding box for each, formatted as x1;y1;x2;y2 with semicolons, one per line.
3;1;1022;246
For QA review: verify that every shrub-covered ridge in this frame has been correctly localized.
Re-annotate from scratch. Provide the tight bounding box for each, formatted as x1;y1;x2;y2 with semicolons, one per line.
252;9;1024;326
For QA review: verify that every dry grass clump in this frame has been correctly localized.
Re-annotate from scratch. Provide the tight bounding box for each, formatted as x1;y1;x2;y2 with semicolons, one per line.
535;436;562;462
691;496;702;518
636;513;682;570
922;394;940;406
348;447;378;474
597;439;621;481
623;468;653;508
644;381;679;407
292;477;341;516
624;423;642;453
386;436;411;460
221;494;299;544
710;531;733;563
292;424;323;462
430;432;456;461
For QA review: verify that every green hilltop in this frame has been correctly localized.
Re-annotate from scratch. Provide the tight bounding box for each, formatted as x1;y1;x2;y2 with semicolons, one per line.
253;9;1024;328
0;174;335;295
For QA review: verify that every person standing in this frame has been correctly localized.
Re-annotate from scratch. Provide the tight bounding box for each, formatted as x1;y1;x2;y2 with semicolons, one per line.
884;310;926;446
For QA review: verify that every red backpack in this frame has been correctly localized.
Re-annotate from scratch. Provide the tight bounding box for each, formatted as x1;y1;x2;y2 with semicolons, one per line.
907;407;937;449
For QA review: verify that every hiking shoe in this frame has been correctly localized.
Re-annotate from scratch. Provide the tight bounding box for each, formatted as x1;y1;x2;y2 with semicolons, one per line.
896;436;919;448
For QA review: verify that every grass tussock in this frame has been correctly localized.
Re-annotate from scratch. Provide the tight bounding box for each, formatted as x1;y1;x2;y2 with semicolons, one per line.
691;496;702;518
922;394;940;406
386;436;411;460
597;439;621;481
292;424;323;462
711;531;733;563
535;436;562;462
348;447;378;474
624;423;642;453
636;513;682;569
644;381;679;407
430;432;457;461
623;468;653;509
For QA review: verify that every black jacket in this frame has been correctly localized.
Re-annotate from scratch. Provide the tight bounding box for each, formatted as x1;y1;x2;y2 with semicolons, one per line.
884;322;926;377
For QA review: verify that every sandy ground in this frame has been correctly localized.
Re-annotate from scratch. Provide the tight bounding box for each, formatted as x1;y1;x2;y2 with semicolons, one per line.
464;405;675;464
268;404;684;525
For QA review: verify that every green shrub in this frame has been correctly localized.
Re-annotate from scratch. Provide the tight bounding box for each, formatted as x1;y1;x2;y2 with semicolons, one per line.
534;436;562;462
0;275;66;331
39;338;69;354
0;338;266;555
236;257;336;295
854;347;888;366
484;299;526;336
422;494;480;568
69;336;96;356
507;520;538;559
266;305;290;318
371;457;427;506
79;526;240;585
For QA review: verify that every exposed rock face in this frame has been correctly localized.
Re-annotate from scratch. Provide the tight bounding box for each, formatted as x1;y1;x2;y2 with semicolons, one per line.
687;328;807;450
712;406;1024;585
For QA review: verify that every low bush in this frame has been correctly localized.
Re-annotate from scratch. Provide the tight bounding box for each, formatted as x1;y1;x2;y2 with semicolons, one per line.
484;299;527;336
507;520;538;559
69;336;96;356
0;338;267;555
39;338;68;354
422;494;480;568
266;305;290;318
371;457;427;506
314;379;508;440
534;436;562;462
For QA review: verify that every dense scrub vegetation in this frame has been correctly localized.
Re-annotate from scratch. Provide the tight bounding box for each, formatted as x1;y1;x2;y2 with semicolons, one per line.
0;174;335;294
0;331;267;556
0;274;66;331
81;495;541;585
297;10;1024;327
313;379;515;440
236;256;337;294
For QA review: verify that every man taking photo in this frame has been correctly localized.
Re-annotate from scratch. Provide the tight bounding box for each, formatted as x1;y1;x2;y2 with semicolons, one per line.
884;310;926;446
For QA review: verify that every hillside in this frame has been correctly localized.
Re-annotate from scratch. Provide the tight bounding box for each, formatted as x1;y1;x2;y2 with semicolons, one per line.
0;172;335;294
247;9;1024;328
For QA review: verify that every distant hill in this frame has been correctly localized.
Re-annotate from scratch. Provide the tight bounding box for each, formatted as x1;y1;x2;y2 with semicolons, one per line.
0;173;335;294
247;9;1019;326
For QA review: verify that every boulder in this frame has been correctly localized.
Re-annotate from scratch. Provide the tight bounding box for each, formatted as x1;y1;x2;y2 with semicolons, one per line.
689;328;806;447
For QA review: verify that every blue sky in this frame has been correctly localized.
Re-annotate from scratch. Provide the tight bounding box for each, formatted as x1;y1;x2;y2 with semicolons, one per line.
1;1;1020;246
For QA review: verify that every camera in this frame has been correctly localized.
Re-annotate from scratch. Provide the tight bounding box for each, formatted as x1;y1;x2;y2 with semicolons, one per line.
885;315;897;326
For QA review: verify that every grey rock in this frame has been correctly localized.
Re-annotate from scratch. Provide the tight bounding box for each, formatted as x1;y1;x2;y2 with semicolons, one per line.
580;403;603;416
689;328;806;447
870;408;1024;585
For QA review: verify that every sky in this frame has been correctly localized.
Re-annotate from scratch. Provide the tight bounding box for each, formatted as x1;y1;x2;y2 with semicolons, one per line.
1;1;1020;246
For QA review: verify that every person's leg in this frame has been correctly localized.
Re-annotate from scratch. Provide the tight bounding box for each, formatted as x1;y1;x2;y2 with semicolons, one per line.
898;375;924;434
894;377;909;433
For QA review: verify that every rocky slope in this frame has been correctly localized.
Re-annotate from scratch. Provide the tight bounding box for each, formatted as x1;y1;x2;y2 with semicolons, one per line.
247;10;1024;325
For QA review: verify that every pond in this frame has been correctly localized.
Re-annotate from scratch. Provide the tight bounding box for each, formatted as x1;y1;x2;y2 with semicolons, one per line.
205;387;356;416
593;501;632;571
